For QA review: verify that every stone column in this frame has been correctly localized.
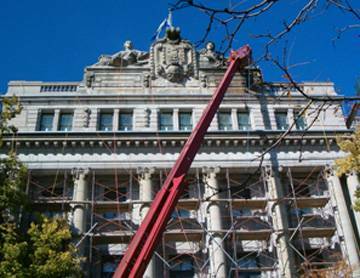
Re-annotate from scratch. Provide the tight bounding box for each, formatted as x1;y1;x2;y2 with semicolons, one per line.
325;166;360;273
203;167;227;278
71;168;90;235
264;165;296;278
346;171;360;233
137;167;156;278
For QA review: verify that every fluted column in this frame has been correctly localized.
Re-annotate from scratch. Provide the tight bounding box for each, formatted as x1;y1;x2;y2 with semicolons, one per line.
264;165;296;278
325;166;360;273
346;171;360;233
72;168;90;235
137;167;156;278
203;167;227;278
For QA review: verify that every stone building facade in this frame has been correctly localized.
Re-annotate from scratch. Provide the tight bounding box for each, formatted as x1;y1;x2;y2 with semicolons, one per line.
1;28;360;277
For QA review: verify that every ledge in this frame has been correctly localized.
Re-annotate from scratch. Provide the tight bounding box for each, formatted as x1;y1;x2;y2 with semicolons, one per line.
1;130;347;150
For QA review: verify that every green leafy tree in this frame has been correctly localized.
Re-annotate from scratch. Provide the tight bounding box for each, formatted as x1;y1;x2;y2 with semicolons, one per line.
0;96;27;224
336;127;360;211
0;96;82;277
0;218;82;278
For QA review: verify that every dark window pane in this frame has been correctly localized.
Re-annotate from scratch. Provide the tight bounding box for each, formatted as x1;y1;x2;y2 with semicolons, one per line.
170;257;194;278
99;113;113;131
119;112;133;131
238;112;251;131
104;187;127;201
275;112;288;130
59;113;73;131
39;113;54;131
179;112;192;131
171;209;190;219
218;112;232;131
295;112;306;130
159;112;173;131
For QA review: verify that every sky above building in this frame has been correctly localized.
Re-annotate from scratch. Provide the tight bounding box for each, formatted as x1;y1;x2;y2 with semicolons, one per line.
0;0;358;96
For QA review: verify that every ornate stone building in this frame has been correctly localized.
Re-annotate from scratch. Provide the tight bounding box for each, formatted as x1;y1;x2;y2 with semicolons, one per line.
1;27;360;277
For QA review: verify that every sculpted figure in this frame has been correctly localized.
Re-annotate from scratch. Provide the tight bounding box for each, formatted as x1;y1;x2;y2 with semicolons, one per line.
95;40;149;67
199;41;224;66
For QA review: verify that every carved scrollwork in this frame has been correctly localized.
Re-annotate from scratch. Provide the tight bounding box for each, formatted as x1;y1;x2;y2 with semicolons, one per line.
150;27;198;83
137;167;155;180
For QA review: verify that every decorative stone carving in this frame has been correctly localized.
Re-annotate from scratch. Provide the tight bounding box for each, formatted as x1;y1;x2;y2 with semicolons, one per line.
136;167;155;180
95;40;149;67
85;71;95;88
82;108;91;128
324;164;336;179
200;74;207;88
199;41;224;67
202;166;221;179
145;108;151;127
143;73;150;88
71;168;90;180
150;27;198;83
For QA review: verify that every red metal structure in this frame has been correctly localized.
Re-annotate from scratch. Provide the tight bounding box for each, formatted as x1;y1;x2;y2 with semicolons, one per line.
113;45;252;278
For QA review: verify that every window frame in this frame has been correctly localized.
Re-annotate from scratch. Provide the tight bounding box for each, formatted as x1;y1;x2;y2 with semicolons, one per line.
118;111;133;131
179;111;193;131
98;111;114;131
275;111;289;130
218;111;232;131
38;112;54;132
58;112;73;131
159;111;173;131
237;111;251;131
294;110;307;130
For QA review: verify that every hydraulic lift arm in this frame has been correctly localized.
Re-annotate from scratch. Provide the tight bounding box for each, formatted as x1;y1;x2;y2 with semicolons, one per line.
114;45;252;278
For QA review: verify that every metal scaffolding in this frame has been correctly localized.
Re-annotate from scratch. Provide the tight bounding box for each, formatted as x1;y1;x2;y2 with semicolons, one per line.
25;164;351;277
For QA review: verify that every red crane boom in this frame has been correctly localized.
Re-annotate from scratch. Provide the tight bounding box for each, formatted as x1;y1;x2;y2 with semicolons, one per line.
113;45;252;278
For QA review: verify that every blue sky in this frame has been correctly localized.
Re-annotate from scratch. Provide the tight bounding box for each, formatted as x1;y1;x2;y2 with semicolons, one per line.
0;0;358;96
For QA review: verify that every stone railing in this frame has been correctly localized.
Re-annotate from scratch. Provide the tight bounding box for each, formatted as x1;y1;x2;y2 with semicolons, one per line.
40;84;78;92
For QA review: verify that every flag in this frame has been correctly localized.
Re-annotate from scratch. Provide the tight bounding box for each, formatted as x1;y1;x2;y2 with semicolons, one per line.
151;10;173;41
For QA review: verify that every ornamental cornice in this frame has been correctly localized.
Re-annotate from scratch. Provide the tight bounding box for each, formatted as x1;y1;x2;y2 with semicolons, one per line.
1;131;344;150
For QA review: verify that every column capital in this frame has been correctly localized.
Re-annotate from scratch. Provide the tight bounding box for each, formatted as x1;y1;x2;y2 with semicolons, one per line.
346;170;359;178
202;166;221;178
71;168;90;180
263;165;274;179
324;164;337;178
137;167;155;180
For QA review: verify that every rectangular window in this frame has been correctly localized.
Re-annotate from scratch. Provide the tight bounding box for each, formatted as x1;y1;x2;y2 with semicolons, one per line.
159;111;173;131
99;112;113;131
119;112;133;131
238;255;259;268
275;111;289;130
179;111;192;131
218;111;232;131
294;111;306;130
58;113;73;131
171;209;190;219
103;187;127;202
237;111;251;131
39;112;54;131
170;256;194;278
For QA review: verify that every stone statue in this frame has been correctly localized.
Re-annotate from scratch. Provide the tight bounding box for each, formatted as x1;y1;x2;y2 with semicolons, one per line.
95;40;149;67
199;41;224;66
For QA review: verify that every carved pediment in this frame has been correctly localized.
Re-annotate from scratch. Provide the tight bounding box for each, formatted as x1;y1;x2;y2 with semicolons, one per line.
150;27;198;83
